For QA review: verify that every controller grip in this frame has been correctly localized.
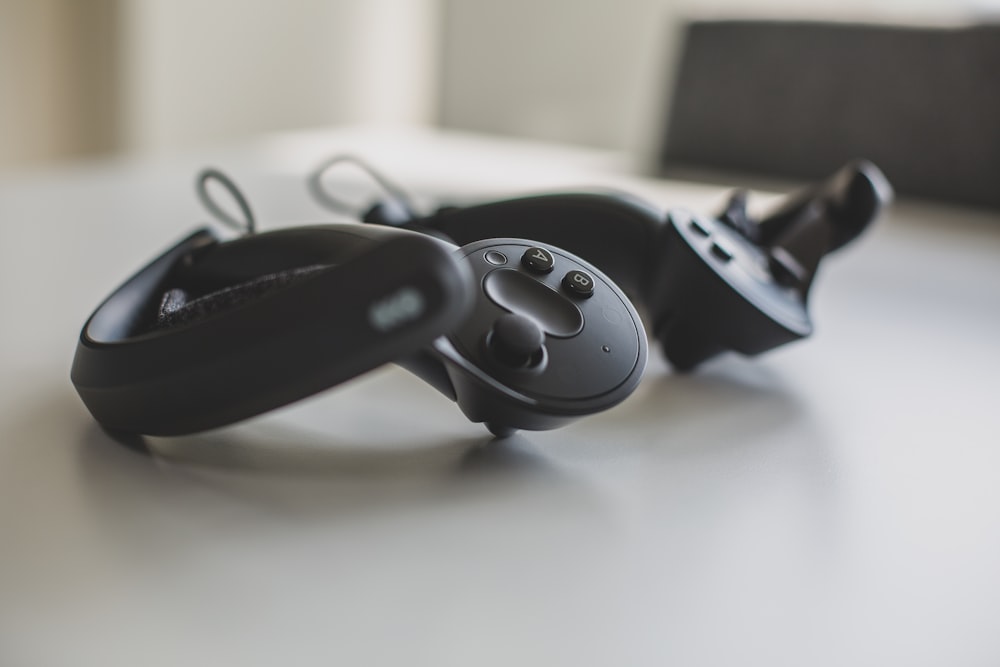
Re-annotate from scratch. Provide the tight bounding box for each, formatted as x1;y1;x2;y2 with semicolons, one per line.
756;159;893;253
72;225;472;435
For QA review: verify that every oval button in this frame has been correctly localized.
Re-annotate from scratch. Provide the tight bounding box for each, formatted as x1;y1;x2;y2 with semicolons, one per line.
484;269;584;338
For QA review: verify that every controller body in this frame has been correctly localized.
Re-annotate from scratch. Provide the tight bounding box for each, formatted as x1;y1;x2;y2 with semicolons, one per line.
371;160;892;370
423;238;645;436
73;159;890;439
71;224;646;437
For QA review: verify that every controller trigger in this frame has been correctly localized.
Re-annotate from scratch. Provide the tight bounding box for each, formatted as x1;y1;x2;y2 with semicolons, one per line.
765;200;832;293
767;247;808;288
717;189;757;242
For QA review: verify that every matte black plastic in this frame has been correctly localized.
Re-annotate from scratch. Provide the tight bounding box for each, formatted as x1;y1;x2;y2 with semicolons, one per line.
483;269;584;337
487;313;545;367
392;192;665;301
73;225;649;438
72;161;889;440
648;210;812;370
433;238;647;432
394;161;891;370
72;225;472;435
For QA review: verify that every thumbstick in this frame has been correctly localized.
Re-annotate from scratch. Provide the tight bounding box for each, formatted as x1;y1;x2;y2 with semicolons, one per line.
488;313;545;368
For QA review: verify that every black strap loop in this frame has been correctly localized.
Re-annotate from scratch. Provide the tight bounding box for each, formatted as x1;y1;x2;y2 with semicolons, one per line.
307;154;416;222
196;168;257;234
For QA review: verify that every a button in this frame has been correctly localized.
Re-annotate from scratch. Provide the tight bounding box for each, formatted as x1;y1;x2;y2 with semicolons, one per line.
710;241;734;262
562;269;595;298
521;247;554;273
689;218;712;237
484;250;507;266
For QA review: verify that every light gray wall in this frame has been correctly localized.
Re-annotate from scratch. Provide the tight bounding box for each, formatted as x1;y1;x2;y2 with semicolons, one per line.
3;0;997;168
120;0;442;155
0;0;120;167
439;0;676;158
437;0;1000;159
0;0;442;167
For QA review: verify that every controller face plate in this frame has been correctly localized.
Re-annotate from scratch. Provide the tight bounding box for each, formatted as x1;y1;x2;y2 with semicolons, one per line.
447;239;645;407
668;209;811;335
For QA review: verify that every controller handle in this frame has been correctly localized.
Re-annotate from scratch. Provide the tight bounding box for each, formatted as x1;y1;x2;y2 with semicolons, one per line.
72;225;472;435
753;159;892;253
718;159;892;295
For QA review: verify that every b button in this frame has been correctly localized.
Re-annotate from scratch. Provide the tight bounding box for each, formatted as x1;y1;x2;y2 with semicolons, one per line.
521;247;554;273
562;270;595;298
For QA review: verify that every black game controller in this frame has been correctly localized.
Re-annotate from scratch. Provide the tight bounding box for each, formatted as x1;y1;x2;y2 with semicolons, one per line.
71;220;646;438
72;159;890;440
422;238;645;437
352;159;892;371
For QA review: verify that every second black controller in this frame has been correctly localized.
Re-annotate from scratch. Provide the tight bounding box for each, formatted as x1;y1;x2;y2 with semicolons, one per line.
361;160;892;370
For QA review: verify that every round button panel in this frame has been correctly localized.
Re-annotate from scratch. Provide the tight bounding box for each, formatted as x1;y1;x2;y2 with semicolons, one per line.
450;240;643;402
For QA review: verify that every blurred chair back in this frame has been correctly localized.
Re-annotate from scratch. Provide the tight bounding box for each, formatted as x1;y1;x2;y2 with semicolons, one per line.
658;20;1000;209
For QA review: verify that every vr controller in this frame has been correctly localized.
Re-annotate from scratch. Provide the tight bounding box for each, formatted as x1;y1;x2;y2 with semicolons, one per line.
366;159;891;371
71;160;891;438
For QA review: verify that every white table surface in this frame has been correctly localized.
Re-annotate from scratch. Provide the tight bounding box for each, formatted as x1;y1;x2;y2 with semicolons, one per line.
1;126;998;667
